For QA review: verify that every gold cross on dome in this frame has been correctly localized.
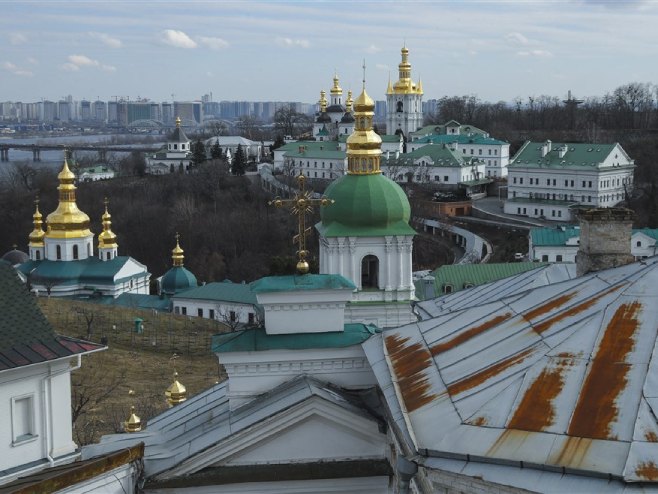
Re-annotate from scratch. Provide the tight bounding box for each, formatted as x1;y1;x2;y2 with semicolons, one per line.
269;174;334;274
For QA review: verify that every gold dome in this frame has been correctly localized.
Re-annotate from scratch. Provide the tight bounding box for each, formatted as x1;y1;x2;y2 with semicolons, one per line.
45;158;92;240
175;116;182;127
97;198;118;249
346;79;382;175
124;406;142;433
171;233;184;267
330;73;342;95
392;45;422;95
165;371;187;407
28;198;45;247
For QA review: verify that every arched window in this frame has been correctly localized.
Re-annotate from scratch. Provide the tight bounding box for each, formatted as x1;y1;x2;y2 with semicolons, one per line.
106;252;111;260
56;245;61;260
73;245;79;260
35;250;41;260
396;101;403;113
361;255;379;289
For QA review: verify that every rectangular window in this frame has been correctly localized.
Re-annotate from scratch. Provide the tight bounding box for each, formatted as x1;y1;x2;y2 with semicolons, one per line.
513;177;517;184
197;308;203;317
181;307;187;315
248;313;255;324
488;149;492;155
434;175;440;181
582;180;586;187
209;309;215;320
551;210;556;217
495;150;498;155
556;255;563;262
553;179;556;186
558;210;562;217
520;178;524;184
478;149;482;155
444;176;448;182
547;179;551;186
570;180;574;187
542;255;549;262
589;181;592;188
530;178;533;185
11;395;35;444
517;207;521;214
174;306;180;314
230;311;236;322
565;180;568;187
470;149;474;155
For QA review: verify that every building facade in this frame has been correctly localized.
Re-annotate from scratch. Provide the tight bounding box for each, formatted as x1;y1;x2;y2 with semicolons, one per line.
385;46;423;138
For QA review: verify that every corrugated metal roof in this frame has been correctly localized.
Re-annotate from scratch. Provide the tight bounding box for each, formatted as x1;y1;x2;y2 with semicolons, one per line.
432;262;548;294
174;280;258;304
373;258;658;482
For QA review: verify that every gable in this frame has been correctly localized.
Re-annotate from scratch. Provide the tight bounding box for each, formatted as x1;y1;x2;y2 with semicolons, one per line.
157;395;387;480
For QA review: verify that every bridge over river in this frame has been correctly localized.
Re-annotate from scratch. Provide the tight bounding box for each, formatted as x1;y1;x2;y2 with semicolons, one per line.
0;143;162;162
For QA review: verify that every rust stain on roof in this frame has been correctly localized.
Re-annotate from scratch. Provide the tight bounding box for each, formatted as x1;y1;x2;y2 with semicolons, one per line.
532;283;626;335
385;333;438;413
447;348;534;397
635;461;658;481
430;313;513;356
567;301;642;440
551;436;593;467
645;431;658;442
507;355;575;432
524;292;577;322
470;416;488;426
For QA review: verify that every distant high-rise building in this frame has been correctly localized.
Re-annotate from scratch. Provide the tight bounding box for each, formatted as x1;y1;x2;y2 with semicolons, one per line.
93;100;107;122
174;101;202;125
80;100;91;121
107;101;118;124
57;100;71;122
161;102;174;124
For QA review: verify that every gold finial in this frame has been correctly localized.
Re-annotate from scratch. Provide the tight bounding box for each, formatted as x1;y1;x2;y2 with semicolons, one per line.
319;90;327;113
165;370;187;407
29;195;45;247
124;406;142;433
347;73;382;175
175;116;181;127
171;233;184;267
98;197;117;250
331;72;342;95
268;175;334;275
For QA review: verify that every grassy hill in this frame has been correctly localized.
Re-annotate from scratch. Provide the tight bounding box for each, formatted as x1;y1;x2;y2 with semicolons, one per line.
38;297;227;445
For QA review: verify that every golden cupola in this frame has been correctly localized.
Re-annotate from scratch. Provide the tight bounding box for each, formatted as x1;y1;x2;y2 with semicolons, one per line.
28;198;45;247
165;371;187;407
97;198;118;250
45;158;92;239
393;45;422;95
346;90;354;113
346;81;382;175
319;90;327;113
124;406;142;433
172;233;184;267
330;73;343;98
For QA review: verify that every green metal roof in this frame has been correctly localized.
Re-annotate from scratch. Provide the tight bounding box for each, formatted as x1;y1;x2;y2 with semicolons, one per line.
530;226;581;246
509;141;634;170
531;226;658;246
433;262;548;294
411;122;488;138
381;144;481;169
317;174;415;237
212;323;380;353
161;266;197;295
17;256;149;285
251;274;355;293
175;280;258;304
413;134;507;146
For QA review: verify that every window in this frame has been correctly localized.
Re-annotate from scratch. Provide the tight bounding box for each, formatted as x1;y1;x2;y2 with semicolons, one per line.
35;251;40;260
553;179;556;186
73;245;79;260
571;180;574;187
547;179;551;186
513;177;517;184
530;178;533;185
542;255;549;262
444;176;448;182
361;255;379;289
637;241;642;247
11;395;35;444
488;149;492;155
520;178;524;184
556;255;563;262
181;307;187;315
582;181;586;187
443;284;453;294
56;245;61;260
434;175;440;181
470;149;474;155
248;313;255;324
558;211;562;217
174;144;178;150
230;311;236;322
478;149;482;155
209;309;215;320
565;180;568;187
197;308;203;317
396;101;403;112
106;252;111;260
589;181;592;188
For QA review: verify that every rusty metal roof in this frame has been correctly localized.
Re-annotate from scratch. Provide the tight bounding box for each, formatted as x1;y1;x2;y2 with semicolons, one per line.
365;257;658;484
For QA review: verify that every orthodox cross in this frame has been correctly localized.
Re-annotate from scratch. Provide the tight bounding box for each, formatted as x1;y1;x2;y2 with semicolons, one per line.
269;174;333;274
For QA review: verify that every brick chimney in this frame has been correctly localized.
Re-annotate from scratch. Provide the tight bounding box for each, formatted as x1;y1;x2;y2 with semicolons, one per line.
576;208;635;277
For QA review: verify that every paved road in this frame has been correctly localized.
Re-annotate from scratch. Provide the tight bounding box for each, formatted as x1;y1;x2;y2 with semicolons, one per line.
472;196;569;228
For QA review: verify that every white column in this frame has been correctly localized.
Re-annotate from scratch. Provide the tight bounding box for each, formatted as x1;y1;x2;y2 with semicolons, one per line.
385;236;393;291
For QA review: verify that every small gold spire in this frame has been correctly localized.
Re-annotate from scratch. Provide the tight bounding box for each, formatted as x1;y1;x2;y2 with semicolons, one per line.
346;90;353;113
124;405;142;433
268;175;333;275
417;76;424;94
165;371;187;407
346;62;382;175
98;197;118;250
392;45;421;95
172;233;184;267
28;196;45;247
175;116;181;128
330;72;342;96
319;90;327;113
386;73;393;95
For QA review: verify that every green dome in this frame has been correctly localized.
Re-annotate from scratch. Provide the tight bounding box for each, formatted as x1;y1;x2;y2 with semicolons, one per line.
161;266;197;295
317;174;415;237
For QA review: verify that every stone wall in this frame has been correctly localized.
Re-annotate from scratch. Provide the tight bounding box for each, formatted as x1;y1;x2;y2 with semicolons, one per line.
576;208;634;276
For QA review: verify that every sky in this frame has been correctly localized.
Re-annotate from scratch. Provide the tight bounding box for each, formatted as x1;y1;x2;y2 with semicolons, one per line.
2;0;658;105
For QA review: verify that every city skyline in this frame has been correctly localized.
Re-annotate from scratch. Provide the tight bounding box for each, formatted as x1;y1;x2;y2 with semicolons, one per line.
2;1;658;104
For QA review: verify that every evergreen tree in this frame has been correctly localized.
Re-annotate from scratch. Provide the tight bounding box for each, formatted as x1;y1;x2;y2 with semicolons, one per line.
232;144;247;176
210;140;223;160
191;138;206;167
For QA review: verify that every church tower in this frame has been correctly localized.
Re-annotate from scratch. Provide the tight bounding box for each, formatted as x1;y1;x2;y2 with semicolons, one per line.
43;158;94;261
28;198;45;261
385;45;423;138
97;198;118;261
317;73;417;328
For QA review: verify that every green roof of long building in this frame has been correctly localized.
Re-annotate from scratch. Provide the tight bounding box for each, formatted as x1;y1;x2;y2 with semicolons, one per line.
381;144;482;168
175;280;258;304
433;262;548;293
509;141;634;170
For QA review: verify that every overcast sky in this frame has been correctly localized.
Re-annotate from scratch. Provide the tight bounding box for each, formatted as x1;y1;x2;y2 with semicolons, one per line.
2;0;658;104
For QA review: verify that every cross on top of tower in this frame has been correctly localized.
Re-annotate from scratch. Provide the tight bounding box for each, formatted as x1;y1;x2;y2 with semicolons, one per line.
268;174;334;275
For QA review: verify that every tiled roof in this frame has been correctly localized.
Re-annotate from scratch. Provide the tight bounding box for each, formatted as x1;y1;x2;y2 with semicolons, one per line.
0;261;104;370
